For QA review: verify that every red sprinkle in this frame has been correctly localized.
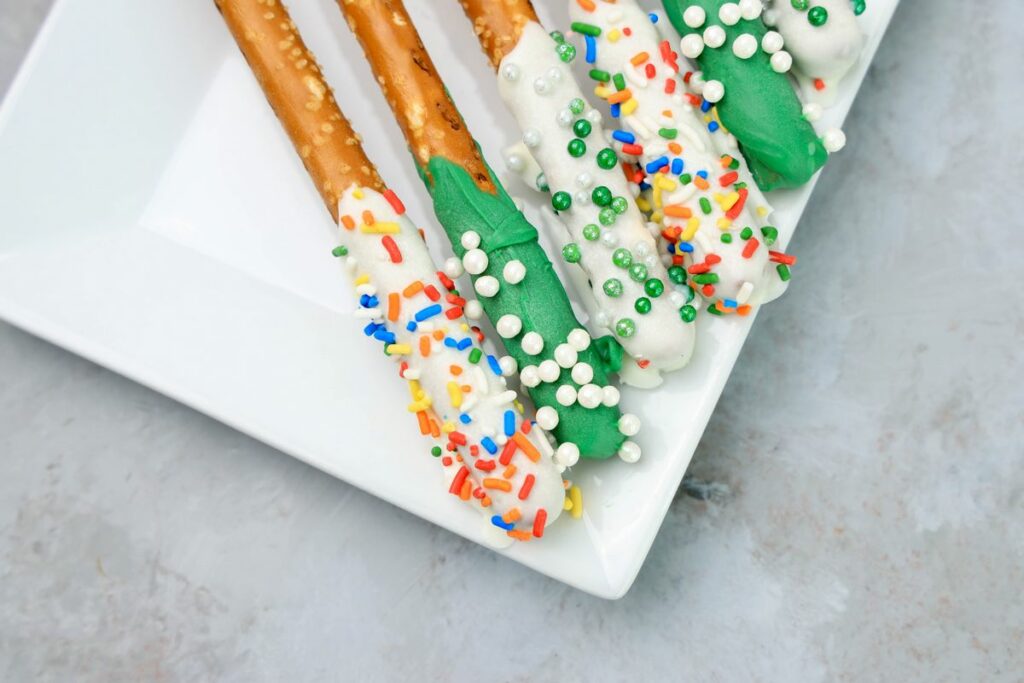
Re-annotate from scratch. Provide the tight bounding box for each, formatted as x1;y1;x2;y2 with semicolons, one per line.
814;78;826;91
533;509;547;538
444;306;463;320
381;235;402;263
688;263;711;274
518;474;535;500
475;459;496;471
622;143;644;156
769;251;797;266
725;188;748;220
719;171;739;187
499;440;518;466
742;237;760;259
702;284;716;297
424;285;441;301
705;254;722;265
436;271;455;291
382;188;406;215
449;466;469;495
645;63;656;78
449;431;467;446
664;78;676;94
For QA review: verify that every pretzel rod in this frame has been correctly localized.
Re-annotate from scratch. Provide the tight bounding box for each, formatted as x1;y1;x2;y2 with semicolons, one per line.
339;0;641;461
567;0;791;311
457;0;539;67
457;6;698;383
216;0;569;538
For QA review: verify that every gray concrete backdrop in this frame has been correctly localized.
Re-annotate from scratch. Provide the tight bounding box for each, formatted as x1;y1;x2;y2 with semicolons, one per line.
2;1;1022;681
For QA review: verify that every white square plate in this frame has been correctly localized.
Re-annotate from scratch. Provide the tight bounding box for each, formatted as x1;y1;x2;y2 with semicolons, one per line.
0;0;897;598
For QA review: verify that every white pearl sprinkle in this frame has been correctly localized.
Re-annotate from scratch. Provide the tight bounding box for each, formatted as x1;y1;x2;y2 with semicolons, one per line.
475;274;499;299
554;442;580;467
680;34;705;60
568;328;591;351
683;5;706;28
556;384;577;407
533;77;550;95
577;384;603;409
575;172;594;188
522;128;542;148
443;256;464;279
600;231;619;247
823;129;847;153
601;385;621;407
574;191;592;207
536;406;560;430
618;413;641;437
732;33;758;60
571;362;594;385
586;109;603;125
719;2;741;26
546;67;562;83
504;152;525;172
668;291;686;307
496;314;522;338
761;30;784;54
770;50;793;73
739;0;763;20
554;343;578;369
501;63;520;81
703;25;726;49
502;259;526;284
462;248;488;275
702;79;725;103
556;109;574;127
464;300;483;320
498;355;517;377
460;231;480;250
618;440;641;463
520;365;540;388
538;359;561;383
802;102;823;122
521;331;544;356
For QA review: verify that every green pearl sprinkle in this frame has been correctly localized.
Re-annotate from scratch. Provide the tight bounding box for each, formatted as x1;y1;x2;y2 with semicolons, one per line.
791;0;809;9
808;6;828;25
573;119;592;138
568;139;587;158
431;446;442;457
603;278;623;297
556;42;577;63
612;248;632;268
761;226;779;246
592;185;612;206
644;278;665;298
596;148;618;169
569;97;586;115
611;197;628;215
615;318;636;338
680;305;697;323
562;242;582;263
628;263;648;282
550;30;566;43
668;265;686;285
634;297;652;314
599;207;617;225
583;223;600;241
852;0;866;15
740;227;754;240
552;191;572;211
331;245;348;257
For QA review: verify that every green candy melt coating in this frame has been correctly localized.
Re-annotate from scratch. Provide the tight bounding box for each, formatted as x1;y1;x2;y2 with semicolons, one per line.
422;156;625;458
662;0;828;190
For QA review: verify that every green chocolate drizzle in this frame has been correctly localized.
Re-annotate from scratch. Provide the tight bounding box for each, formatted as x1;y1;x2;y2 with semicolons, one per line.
662;0;828;190
421;156;626;459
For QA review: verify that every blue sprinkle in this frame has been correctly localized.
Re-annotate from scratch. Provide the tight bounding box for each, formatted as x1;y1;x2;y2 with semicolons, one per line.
677;241;695;253
697;170;709;179
487;354;503;376
671;158;684;175
667;243;676;254
723;299;738;309
708;121;720;132
374;329;396;344
364;322;381;337
406;321;418;332
504;410;515;437
585;35;596;64
612;130;636;144
610;103;621;118
638;180;651;191
460;413;472;424
491;515;514;531
649;12;659;23
415;304;443;322
457;338;473;351
444;337;459;349
700;100;712;113
645;156;669;174
481;437;498;455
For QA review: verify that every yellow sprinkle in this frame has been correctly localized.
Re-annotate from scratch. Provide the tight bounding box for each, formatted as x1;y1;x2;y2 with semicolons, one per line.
757;206;769;218
594;85;612;98
354;274;370;285
513;399;524;414
608;28;621;43
407;379;422;398
636;196;652;212
407;398;431;412
620;98;638;116
441;421;456;433
568;486;583;519
655;175;677;191
681;217;700;241
386;344;411;355
720;191;740;211
717;218;732;230
447;381;463;408
459;322;469;332
359;222;400;234
651;211;664;223
563;497;573;511
352;188;364;199
652;185;663;208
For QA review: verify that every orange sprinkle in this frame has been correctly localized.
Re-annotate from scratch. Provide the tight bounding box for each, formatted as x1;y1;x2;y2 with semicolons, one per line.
721;155;734;168
630;51;650;66
512;432;541;463
664;205;693;218
341;215;355;231
737;305;753;316
432;330;445;341
460;480;472;500
419;335;431;357
460;384;472;393
387;293;400;322
449;365;462;376
576;0;596;9
607;89;633;104
668;142;683;155
502;465;517;479
694;176;710;190
402;281;423;298
361;210;375;225
416;411;430;435
507;530;532;541
481;495;492;508
483;478;512;492
429;419;440;438
502;507;522;523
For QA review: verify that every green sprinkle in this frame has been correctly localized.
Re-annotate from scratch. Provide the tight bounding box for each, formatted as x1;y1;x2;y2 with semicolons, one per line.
597;148;618;170
644;278;665;298
562;243;582;263
592;185;612;206
611;197;628;214
658;128;678;140
761;226;778;245
740;227;754;240
583;223;600;241
571;21;601;37
668;265;686;285
612;73;626;91
679;305;697;323
692;273;719;285
706;305;723;316
570;97;586;115
700;197;712;215
589;69;611;82
685;285;696;303
791;0;809;9
550;30;566;43
721;233;733;244
634;297;652;314
599;207;617;225
552;191;572;211
808;6;828;25
628;263;648;282
568;139;587;158
469;348;482;364
556;42;577;63
331;245;348;257
573;119;592;138
612;248;632;268
603;278;623;297
431;446;442;457
777;264;792;281
728;157;740;170
735;181;747;190
615;318;636;338
679;173;693;185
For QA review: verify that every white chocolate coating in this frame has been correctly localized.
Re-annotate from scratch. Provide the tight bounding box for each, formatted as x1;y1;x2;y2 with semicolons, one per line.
336;186;564;539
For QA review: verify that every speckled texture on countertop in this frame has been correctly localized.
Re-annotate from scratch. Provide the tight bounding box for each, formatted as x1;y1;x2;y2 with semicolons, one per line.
1;1;1022;681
